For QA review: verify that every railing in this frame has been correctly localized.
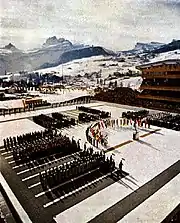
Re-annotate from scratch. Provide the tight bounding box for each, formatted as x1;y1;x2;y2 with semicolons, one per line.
137;94;180;103
142;74;180;79
141;67;180;73
140;85;180;92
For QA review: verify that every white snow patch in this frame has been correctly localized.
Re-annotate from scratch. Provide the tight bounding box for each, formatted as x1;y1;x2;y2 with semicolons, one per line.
0;119;44;146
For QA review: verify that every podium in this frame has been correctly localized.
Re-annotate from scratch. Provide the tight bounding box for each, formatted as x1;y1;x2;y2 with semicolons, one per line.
133;131;139;140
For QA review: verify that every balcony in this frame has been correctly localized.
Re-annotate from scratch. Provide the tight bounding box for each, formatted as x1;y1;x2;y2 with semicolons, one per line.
142;74;180;79
140;85;180;92
137;94;180;103
142;67;180;73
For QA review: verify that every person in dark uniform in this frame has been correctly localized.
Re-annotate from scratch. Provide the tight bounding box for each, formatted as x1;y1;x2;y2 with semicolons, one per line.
134;120;137;132
119;159;123;176
84;142;87;150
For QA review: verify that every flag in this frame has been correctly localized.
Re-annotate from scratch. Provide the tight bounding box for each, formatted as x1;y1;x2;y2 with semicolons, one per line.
100;120;105;129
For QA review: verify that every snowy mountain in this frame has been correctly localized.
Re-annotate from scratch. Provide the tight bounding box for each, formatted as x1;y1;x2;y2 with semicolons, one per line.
4;43;19;51
148;49;180;63
42;36;73;48
38;46;114;70
152;39;180;54
0;43;22;55
34;46;180;90
1;38;180;77
134;42;164;52
0;37;114;74
0;37;89;74
122;42;165;55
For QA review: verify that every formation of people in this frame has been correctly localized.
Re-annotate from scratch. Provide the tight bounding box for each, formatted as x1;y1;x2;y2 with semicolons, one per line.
77;106;111;119
147;112;180;131
87;121;108;147
122;110;180;131
33;113;76;129
39;147;116;191
122;110;151;129
52;112;76;126
85;115;152;149
122;110;149;120
3;130;80;164
78;112;100;123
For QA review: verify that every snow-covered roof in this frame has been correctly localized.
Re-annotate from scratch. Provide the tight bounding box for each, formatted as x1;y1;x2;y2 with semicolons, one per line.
136;59;180;69
0;99;24;109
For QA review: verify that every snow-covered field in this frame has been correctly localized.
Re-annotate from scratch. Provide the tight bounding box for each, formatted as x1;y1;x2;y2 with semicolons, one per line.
54;105;180;223
0;99;24;109
117;76;142;90
39;89;90;104
34;50;179;90
0;102;179;223
36;55;139;77
0;119;44;146
34;55;143;89
151;49;180;62
0;89;90;110
119;173;180;223
55;126;180;223
0;102;104;123
36;48;179;80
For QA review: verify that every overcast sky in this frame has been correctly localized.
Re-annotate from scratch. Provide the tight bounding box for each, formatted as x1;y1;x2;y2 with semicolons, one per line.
0;0;180;50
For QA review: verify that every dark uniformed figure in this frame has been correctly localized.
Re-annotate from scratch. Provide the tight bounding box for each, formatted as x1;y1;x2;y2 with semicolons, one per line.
96;140;99;148
119;159;123;175
84;142;87;150
134;119;138;133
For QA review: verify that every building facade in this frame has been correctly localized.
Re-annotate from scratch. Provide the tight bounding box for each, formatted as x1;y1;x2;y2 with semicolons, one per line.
136;59;180;105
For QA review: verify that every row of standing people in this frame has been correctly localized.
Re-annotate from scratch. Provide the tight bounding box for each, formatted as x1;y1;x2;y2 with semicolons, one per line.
4;130;81;164
40;148;115;190
3;129;54;151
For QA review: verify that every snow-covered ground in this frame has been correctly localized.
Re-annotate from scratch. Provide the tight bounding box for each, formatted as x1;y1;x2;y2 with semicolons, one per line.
34;49;180;91
54;105;180;223
150;49;180;62
0;102;104;123
55;127;180;223
38;89;90;104
35;50;179;81
36;55;139;77
0;89;91;110
119;173;180;223
0;99;24;109
0;102;179;223
34;55;143;90
0;119;44;146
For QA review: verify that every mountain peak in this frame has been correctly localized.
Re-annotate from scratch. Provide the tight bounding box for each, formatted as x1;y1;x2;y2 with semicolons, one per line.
133;41;165;52
4;43;16;50
45;36;59;45
43;36;72;46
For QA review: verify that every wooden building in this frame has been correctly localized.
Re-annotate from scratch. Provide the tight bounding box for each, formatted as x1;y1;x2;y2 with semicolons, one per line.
136;59;180;104
23;98;44;108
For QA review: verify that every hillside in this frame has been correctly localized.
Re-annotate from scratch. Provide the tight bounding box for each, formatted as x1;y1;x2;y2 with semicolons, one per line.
1;38;180;77
153;40;180;54
38;46;114;69
0;37;85;74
